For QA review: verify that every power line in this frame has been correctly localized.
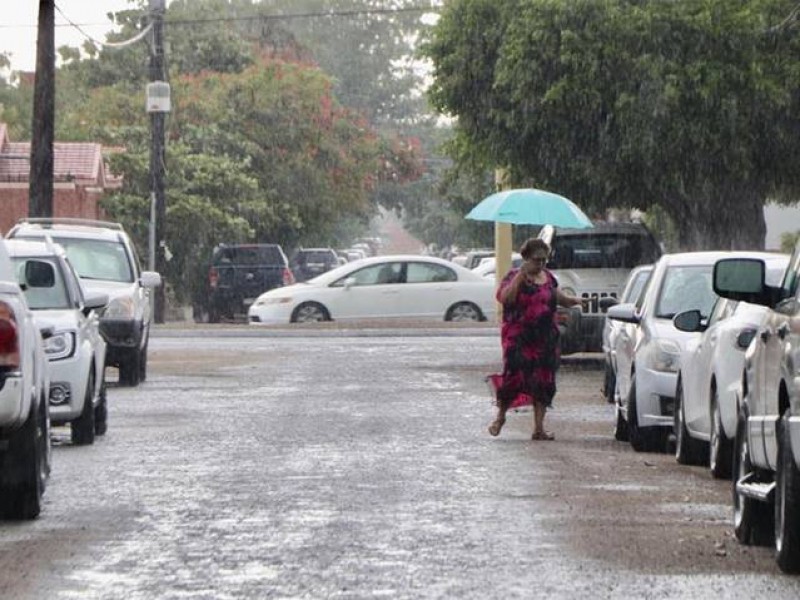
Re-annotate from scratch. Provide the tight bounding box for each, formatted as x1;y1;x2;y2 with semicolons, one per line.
54;2;153;50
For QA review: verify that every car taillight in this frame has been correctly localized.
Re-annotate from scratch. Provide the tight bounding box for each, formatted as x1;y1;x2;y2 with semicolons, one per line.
208;267;219;289
282;268;295;286
0;302;20;369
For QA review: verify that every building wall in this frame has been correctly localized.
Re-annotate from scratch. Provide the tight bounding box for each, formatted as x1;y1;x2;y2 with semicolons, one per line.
0;183;106;235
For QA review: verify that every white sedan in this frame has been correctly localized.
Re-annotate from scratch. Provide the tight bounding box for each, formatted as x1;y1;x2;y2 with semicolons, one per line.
248;254;497;324
672;253;789;477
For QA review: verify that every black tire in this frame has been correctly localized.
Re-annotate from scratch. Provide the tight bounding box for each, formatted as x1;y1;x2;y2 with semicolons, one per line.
208;305;221;324
118;346;141;387
614;401;629;442
71;372;96;446
732;406;773;545
0;396;49;520
94;379;108;436
674;379;707;466
291;302;330;323
446;302;483;322
709;388;733;479
138;340;148;383
603;363;616;404
775;414;800;573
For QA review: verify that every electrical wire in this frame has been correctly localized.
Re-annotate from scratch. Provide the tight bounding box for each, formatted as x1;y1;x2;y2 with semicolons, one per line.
54;3;153;50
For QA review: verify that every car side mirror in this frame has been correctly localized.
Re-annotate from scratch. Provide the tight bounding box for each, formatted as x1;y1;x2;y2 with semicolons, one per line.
598;296;619;312
83;292;109;315
673;309;703;332
140;271;162;288
25;260;55;288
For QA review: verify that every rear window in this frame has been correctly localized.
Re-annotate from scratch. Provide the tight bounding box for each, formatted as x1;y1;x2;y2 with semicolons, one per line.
551;233;660;269
297;251;336;264
214;246;284;266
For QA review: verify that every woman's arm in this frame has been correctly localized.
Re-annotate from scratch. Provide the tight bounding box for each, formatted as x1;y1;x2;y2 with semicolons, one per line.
497;269;526;305
556;288;586;308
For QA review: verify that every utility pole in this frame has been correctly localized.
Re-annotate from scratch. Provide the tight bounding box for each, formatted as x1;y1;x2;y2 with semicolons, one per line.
148;0;167;323
29;0;55;218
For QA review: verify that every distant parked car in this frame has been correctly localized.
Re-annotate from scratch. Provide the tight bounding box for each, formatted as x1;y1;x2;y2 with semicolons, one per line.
607;251;739;452
671;253;789;478
290;248;340;282
538;222;662;354
249;255;496;324
7;218;162;387
471;254;523;279
6;238;109;445
599;264;653;404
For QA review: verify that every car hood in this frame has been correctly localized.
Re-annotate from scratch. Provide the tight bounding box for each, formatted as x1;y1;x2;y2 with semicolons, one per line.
651;317;698;349
79;279;137;301
29;308;81;331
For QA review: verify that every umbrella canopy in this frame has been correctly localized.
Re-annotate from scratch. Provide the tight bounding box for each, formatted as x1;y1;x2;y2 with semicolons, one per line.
466;188;593;228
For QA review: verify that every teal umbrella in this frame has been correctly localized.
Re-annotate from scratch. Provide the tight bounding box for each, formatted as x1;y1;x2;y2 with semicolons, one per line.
466;188;593;228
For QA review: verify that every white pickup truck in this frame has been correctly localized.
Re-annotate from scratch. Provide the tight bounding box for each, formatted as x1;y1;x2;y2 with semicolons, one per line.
0;238;51;519
714;248;800;573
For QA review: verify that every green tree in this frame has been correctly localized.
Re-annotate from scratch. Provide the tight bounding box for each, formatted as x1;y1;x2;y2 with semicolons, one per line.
424;0;800;250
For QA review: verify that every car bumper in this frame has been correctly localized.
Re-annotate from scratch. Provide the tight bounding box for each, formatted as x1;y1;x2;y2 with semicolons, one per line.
248;303;294;325
101;318;144;350
0;373;25;425
637;368;677;428
47;356;90;424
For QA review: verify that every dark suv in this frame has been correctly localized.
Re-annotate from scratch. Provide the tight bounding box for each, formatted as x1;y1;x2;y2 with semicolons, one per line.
202;244;294;322
290;248;340;282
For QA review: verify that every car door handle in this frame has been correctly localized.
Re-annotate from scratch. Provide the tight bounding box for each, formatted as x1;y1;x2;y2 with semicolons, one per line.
778;323;790;340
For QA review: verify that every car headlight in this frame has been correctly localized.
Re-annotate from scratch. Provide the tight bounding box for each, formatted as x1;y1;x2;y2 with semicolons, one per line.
44;331;75;360
253;297;293;307
103;296;136;319
651;338;681;373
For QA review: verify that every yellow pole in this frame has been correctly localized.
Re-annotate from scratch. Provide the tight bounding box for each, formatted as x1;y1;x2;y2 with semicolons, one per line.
494;169;513;323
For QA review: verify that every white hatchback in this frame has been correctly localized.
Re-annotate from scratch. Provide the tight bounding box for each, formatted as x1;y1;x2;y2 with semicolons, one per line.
607;251;754;452
249;254;496;324
6;238;108;445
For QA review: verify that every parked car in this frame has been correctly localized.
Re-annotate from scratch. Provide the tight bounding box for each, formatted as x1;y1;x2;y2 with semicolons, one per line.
290;248;340;282
463;249;496;270
199;243;294;323
599;264;653;404
6;238;109;445
672;253;789;477
248;255;496;324
537;222;662;354
0;238;51;519
607;251;736;452
471;254;523;279
713;246;800;572
7;218;161;387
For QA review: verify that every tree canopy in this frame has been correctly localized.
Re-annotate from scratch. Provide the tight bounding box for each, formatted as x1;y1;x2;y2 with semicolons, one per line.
423;0;800;250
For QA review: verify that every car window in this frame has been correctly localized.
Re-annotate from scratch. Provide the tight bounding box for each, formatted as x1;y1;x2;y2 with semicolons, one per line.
406;262;456;283
622;269;651;304
12;257;70;309
551;233;660;269
333;262;404;286
214;246;284;266
707;297;737;326
656;265;716;319
50;237;134;283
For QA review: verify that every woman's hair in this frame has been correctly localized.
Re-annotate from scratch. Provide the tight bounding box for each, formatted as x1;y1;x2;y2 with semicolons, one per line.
519;237;551;260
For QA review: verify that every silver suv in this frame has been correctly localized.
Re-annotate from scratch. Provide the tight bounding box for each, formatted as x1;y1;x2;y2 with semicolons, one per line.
538;222;662;354
7;219;162;387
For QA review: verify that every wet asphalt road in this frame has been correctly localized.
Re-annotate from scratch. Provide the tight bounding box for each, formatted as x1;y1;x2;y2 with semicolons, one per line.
2;325;800;599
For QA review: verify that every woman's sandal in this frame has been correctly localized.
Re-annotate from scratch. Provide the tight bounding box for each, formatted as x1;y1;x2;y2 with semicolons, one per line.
531;431;555;441
488;416;506;437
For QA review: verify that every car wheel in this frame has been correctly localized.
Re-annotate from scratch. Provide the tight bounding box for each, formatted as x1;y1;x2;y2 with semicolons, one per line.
139;341;148;383
118;347;142;387
292;302;330;323
94;379;108;436
733;404;773;545
447;302;483;322
0;394;48;520
709;388;733;479
71;372;96;446
208;305;221;324
775;414;800;573
613;401;629;442
674;379;707;465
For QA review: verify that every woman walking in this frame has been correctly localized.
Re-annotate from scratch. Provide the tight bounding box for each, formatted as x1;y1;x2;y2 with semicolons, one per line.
487;238;585;440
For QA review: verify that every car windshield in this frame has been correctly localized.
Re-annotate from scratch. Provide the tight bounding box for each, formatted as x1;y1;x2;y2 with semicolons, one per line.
51;237;134;283
655;265;716;319
552;233;660;269
12;257;70;310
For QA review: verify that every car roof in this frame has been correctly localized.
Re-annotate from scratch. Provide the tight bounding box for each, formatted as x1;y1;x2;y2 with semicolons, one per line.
10;219;126;243
4;237;66;259
548;222;654;235
658;250;782;267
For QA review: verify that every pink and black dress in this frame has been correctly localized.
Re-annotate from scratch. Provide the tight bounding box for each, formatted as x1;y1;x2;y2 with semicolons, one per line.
489;268;561;411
